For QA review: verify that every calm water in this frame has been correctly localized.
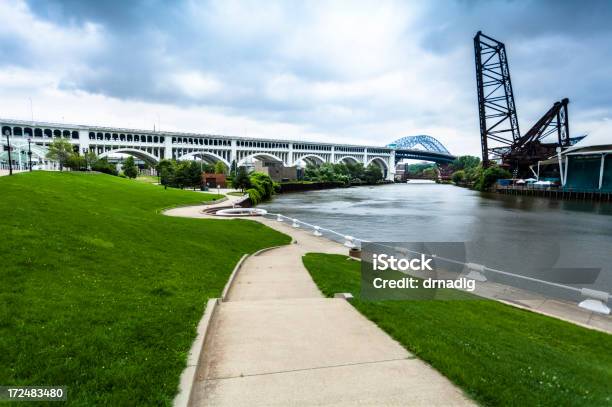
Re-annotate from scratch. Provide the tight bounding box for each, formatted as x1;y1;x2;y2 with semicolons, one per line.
260;183;612;291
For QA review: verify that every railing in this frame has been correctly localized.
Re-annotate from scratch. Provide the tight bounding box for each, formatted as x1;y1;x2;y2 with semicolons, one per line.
265;213;369;249
263;212;611;315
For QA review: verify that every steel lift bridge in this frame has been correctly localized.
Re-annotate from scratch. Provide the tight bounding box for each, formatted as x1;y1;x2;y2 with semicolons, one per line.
474;31;582;176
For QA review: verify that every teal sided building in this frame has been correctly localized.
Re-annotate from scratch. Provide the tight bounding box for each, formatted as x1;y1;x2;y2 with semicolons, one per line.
562;130;612;191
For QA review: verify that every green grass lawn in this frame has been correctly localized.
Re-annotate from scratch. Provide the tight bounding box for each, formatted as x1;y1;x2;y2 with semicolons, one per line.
303;253;612;406
0;172;290;405
226;191;245;196
134;175;159;183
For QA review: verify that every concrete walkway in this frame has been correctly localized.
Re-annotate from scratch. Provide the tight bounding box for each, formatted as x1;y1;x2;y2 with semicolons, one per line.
165;206;474;406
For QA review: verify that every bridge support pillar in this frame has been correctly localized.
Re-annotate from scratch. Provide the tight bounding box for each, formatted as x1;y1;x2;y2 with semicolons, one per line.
164;135;172;160
76;130;90;155
387;151;396;181
230;139;237;165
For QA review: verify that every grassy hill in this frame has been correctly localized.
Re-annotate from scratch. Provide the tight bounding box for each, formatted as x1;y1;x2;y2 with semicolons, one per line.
0;172;290;405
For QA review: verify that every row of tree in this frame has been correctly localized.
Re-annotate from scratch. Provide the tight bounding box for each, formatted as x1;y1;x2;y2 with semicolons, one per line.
46;139;121;175
157;159;227;189
449;155;511;191
303;162;384;185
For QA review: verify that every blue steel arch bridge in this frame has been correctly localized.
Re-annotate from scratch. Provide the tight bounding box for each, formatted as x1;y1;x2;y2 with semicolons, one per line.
388;135;455;164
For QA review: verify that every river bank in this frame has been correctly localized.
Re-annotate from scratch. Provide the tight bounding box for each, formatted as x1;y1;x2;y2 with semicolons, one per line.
277;179;393;193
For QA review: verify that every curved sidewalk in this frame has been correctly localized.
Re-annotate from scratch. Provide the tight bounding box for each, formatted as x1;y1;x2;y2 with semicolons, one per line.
166;205;474;406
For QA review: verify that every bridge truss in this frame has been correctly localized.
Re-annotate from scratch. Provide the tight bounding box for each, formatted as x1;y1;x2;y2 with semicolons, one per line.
388;135;455;165
474;31;572;175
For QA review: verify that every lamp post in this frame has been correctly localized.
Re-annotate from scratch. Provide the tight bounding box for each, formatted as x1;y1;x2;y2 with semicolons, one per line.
4;129;12;175
82;148;88;171
27;137;32;171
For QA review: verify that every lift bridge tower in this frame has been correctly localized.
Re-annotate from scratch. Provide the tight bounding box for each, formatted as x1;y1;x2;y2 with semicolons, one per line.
474;31;572;176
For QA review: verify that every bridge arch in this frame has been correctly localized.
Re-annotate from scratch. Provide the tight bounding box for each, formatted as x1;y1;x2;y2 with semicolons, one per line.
366;157;389;171
98;149;159;166
238;152;284;167
294;154;326;166
389;135;450;155
177;151;230;167
335;156;360;165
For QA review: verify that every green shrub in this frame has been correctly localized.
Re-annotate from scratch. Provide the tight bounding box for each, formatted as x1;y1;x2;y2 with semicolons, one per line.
451;170;465;184
476;166;512;191
91;157;118;176
246;187;262;204
66;153;86;171
246;172;275;204
122;156;138;179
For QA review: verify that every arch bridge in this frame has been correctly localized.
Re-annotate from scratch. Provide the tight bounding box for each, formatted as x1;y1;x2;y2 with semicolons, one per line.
388;135;455;164
1;119;455;180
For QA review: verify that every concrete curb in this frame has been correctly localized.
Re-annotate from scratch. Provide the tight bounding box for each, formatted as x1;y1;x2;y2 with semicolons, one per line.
158;197;227;215
497;299;611;334
221;254;249;302
252;243;292;256
173;298;219;407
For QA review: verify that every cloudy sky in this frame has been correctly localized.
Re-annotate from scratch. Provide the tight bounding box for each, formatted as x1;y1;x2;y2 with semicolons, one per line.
1;0;611;155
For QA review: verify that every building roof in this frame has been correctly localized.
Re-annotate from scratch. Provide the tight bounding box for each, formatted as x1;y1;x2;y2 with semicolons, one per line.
563;121;612;154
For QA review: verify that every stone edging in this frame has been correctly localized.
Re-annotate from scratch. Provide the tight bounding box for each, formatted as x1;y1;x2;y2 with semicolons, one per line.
173;297;219;407
220;254;249;302
157;196;228;214
252;242;295;256
220;244;290;301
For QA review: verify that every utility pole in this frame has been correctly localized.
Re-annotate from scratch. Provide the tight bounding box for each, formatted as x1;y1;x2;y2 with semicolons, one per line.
4;130;13;175
27;137;32;171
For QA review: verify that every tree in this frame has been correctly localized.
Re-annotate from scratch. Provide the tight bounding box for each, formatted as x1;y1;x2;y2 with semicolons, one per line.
122;156;138;179
229;160;238;178
422;167;438;179
451;170;465;184
91;157;118;176
451;155;480;171
174;161;192;189
84;151;98;170
189;161;202;190
364;163;383;184
66;153;86;171
246;172;276;204
202;163;215;173
233;166;251;191
346;163;366;183
46;139;74;171
476;166;511;191
214;161;227;174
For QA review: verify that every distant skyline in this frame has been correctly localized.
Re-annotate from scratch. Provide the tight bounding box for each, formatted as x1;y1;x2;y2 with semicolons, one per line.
1;0;611;155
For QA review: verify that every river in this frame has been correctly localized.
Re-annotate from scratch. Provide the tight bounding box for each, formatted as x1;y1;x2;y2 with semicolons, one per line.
260;182;612;292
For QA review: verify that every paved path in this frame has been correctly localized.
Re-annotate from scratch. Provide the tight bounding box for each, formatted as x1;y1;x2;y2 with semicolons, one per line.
166;205;474;406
